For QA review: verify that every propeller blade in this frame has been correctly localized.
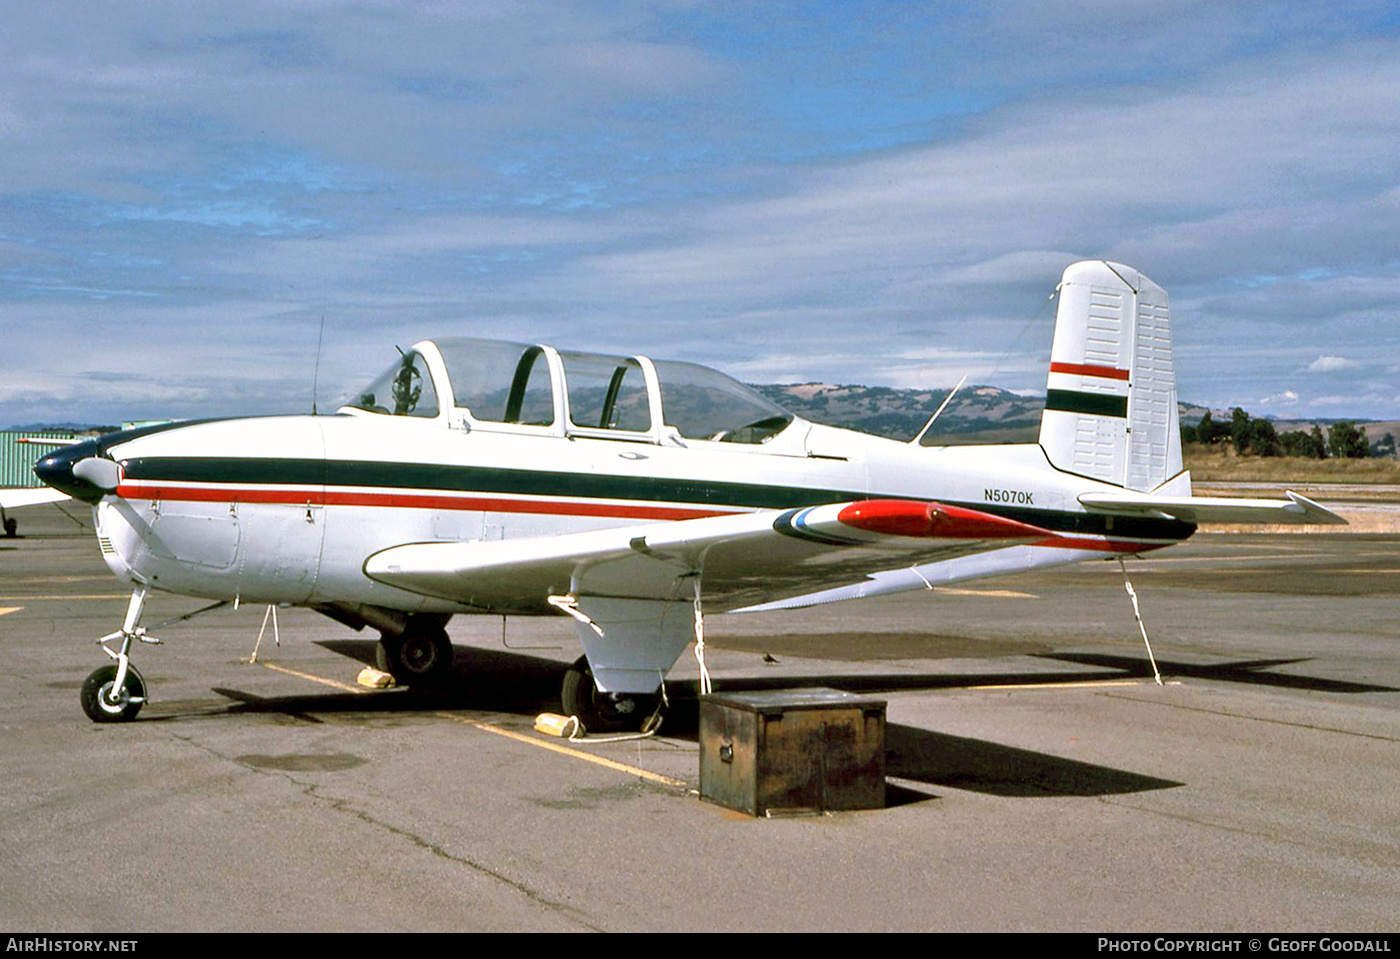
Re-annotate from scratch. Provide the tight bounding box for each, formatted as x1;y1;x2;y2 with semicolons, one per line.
72;456;122;492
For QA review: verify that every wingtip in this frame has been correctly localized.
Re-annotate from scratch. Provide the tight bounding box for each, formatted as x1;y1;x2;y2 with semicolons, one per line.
1284;490;1349;525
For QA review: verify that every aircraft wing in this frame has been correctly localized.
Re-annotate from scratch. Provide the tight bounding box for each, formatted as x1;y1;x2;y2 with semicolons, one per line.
0;488;70;510
1078;490;1346;525
365;499;1049;692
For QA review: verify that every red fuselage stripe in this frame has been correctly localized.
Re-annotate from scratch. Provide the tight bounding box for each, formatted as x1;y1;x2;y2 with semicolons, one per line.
1049;362;1131;381
114;482;1176;552
115;482;729;521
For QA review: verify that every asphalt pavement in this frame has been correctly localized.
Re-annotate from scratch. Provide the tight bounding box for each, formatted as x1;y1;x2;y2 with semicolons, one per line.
1;503;1397;932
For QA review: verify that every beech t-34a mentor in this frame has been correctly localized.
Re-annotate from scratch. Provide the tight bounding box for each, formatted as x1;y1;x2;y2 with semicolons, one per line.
34;260;1343;728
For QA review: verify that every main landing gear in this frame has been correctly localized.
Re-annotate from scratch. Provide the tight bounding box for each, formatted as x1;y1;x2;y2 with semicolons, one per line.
375;614;455;686
560;655;664;734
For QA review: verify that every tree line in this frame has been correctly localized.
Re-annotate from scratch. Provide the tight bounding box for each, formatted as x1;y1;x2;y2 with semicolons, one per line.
1182;408;1394;459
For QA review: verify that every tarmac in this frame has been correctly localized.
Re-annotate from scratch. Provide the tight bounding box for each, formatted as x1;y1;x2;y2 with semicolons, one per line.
1;502;1397;932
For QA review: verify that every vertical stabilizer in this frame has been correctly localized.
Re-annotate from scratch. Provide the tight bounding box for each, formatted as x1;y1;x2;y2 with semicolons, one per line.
1039;261;1181;491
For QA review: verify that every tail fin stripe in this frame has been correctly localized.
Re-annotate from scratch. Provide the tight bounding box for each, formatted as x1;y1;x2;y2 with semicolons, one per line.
1045;389;1128;418
1049;362;1130;381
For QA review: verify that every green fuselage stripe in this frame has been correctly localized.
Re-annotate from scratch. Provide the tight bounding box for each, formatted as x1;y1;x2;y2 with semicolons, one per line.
119;456;1193;541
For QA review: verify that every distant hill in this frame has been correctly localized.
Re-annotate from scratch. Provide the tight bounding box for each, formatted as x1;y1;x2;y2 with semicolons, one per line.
756;383;1395;450
755;382;1043;444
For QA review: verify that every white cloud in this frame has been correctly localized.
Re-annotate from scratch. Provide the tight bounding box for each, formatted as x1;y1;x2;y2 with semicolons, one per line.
1307;356;1362;374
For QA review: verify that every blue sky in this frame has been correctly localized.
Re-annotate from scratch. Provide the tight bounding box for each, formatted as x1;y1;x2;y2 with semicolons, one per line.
3;0;1399;426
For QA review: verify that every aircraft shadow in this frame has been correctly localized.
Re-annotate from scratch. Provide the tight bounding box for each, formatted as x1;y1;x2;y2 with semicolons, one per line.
1036;652;1399;694
180;639;1394;729
884;723;1182;796
173;641;1382;799
182;641;1183;799
192;641;569;721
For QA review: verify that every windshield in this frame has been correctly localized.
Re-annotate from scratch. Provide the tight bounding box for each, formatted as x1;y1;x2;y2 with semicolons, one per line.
346;351;439;418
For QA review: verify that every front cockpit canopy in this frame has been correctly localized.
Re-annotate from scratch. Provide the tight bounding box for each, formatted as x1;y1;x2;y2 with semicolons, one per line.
343;338;793;445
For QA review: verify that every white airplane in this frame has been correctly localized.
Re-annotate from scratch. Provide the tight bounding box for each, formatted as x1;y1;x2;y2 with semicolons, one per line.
32;261;1343;726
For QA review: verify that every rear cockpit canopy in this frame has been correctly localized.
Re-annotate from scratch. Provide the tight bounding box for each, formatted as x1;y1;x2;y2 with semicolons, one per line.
342;338;793;445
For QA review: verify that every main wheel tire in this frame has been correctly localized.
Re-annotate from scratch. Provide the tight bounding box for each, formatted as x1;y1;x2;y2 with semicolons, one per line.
80;664;146;723
560;655;661;733
376;618;454;686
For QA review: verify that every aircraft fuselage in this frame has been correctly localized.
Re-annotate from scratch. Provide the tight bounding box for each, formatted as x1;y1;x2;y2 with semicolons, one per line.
43;410;1191;618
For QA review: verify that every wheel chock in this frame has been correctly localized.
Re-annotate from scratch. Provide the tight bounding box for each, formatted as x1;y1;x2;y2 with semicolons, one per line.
356;666;397;689
534;712;583;738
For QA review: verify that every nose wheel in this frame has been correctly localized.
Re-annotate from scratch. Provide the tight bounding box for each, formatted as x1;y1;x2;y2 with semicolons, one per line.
80;664;147;723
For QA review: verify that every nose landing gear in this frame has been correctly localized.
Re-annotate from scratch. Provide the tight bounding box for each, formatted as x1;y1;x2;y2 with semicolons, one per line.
81;586;157;723
79;586;228;723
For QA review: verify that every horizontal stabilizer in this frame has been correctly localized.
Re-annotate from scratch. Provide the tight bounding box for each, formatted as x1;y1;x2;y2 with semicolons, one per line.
1078;490;1346;525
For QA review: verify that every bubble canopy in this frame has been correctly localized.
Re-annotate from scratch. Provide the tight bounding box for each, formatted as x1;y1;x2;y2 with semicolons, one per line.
343;338;793;445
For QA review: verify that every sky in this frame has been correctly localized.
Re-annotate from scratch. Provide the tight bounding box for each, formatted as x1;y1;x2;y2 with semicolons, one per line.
3;0;1399;427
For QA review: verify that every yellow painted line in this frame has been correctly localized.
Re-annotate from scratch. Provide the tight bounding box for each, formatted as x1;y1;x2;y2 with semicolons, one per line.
245;663;687;788
257;660;367;694
438;713;688;789
967;678;1175;692
0;607;20;617
2;594;131;600
934;587;1037;598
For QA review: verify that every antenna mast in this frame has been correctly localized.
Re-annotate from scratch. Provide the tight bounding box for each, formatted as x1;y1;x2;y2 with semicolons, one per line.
910;374;968;447
311;314;326;415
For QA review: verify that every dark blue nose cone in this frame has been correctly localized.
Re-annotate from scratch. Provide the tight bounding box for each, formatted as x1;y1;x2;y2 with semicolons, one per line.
33;439;109;503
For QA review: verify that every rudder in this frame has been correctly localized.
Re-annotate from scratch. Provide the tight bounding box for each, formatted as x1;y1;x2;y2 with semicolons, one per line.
1038;260;1182;492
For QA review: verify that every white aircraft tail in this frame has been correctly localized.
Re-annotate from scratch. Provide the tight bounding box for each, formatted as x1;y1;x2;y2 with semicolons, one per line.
1038;260;1182;492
